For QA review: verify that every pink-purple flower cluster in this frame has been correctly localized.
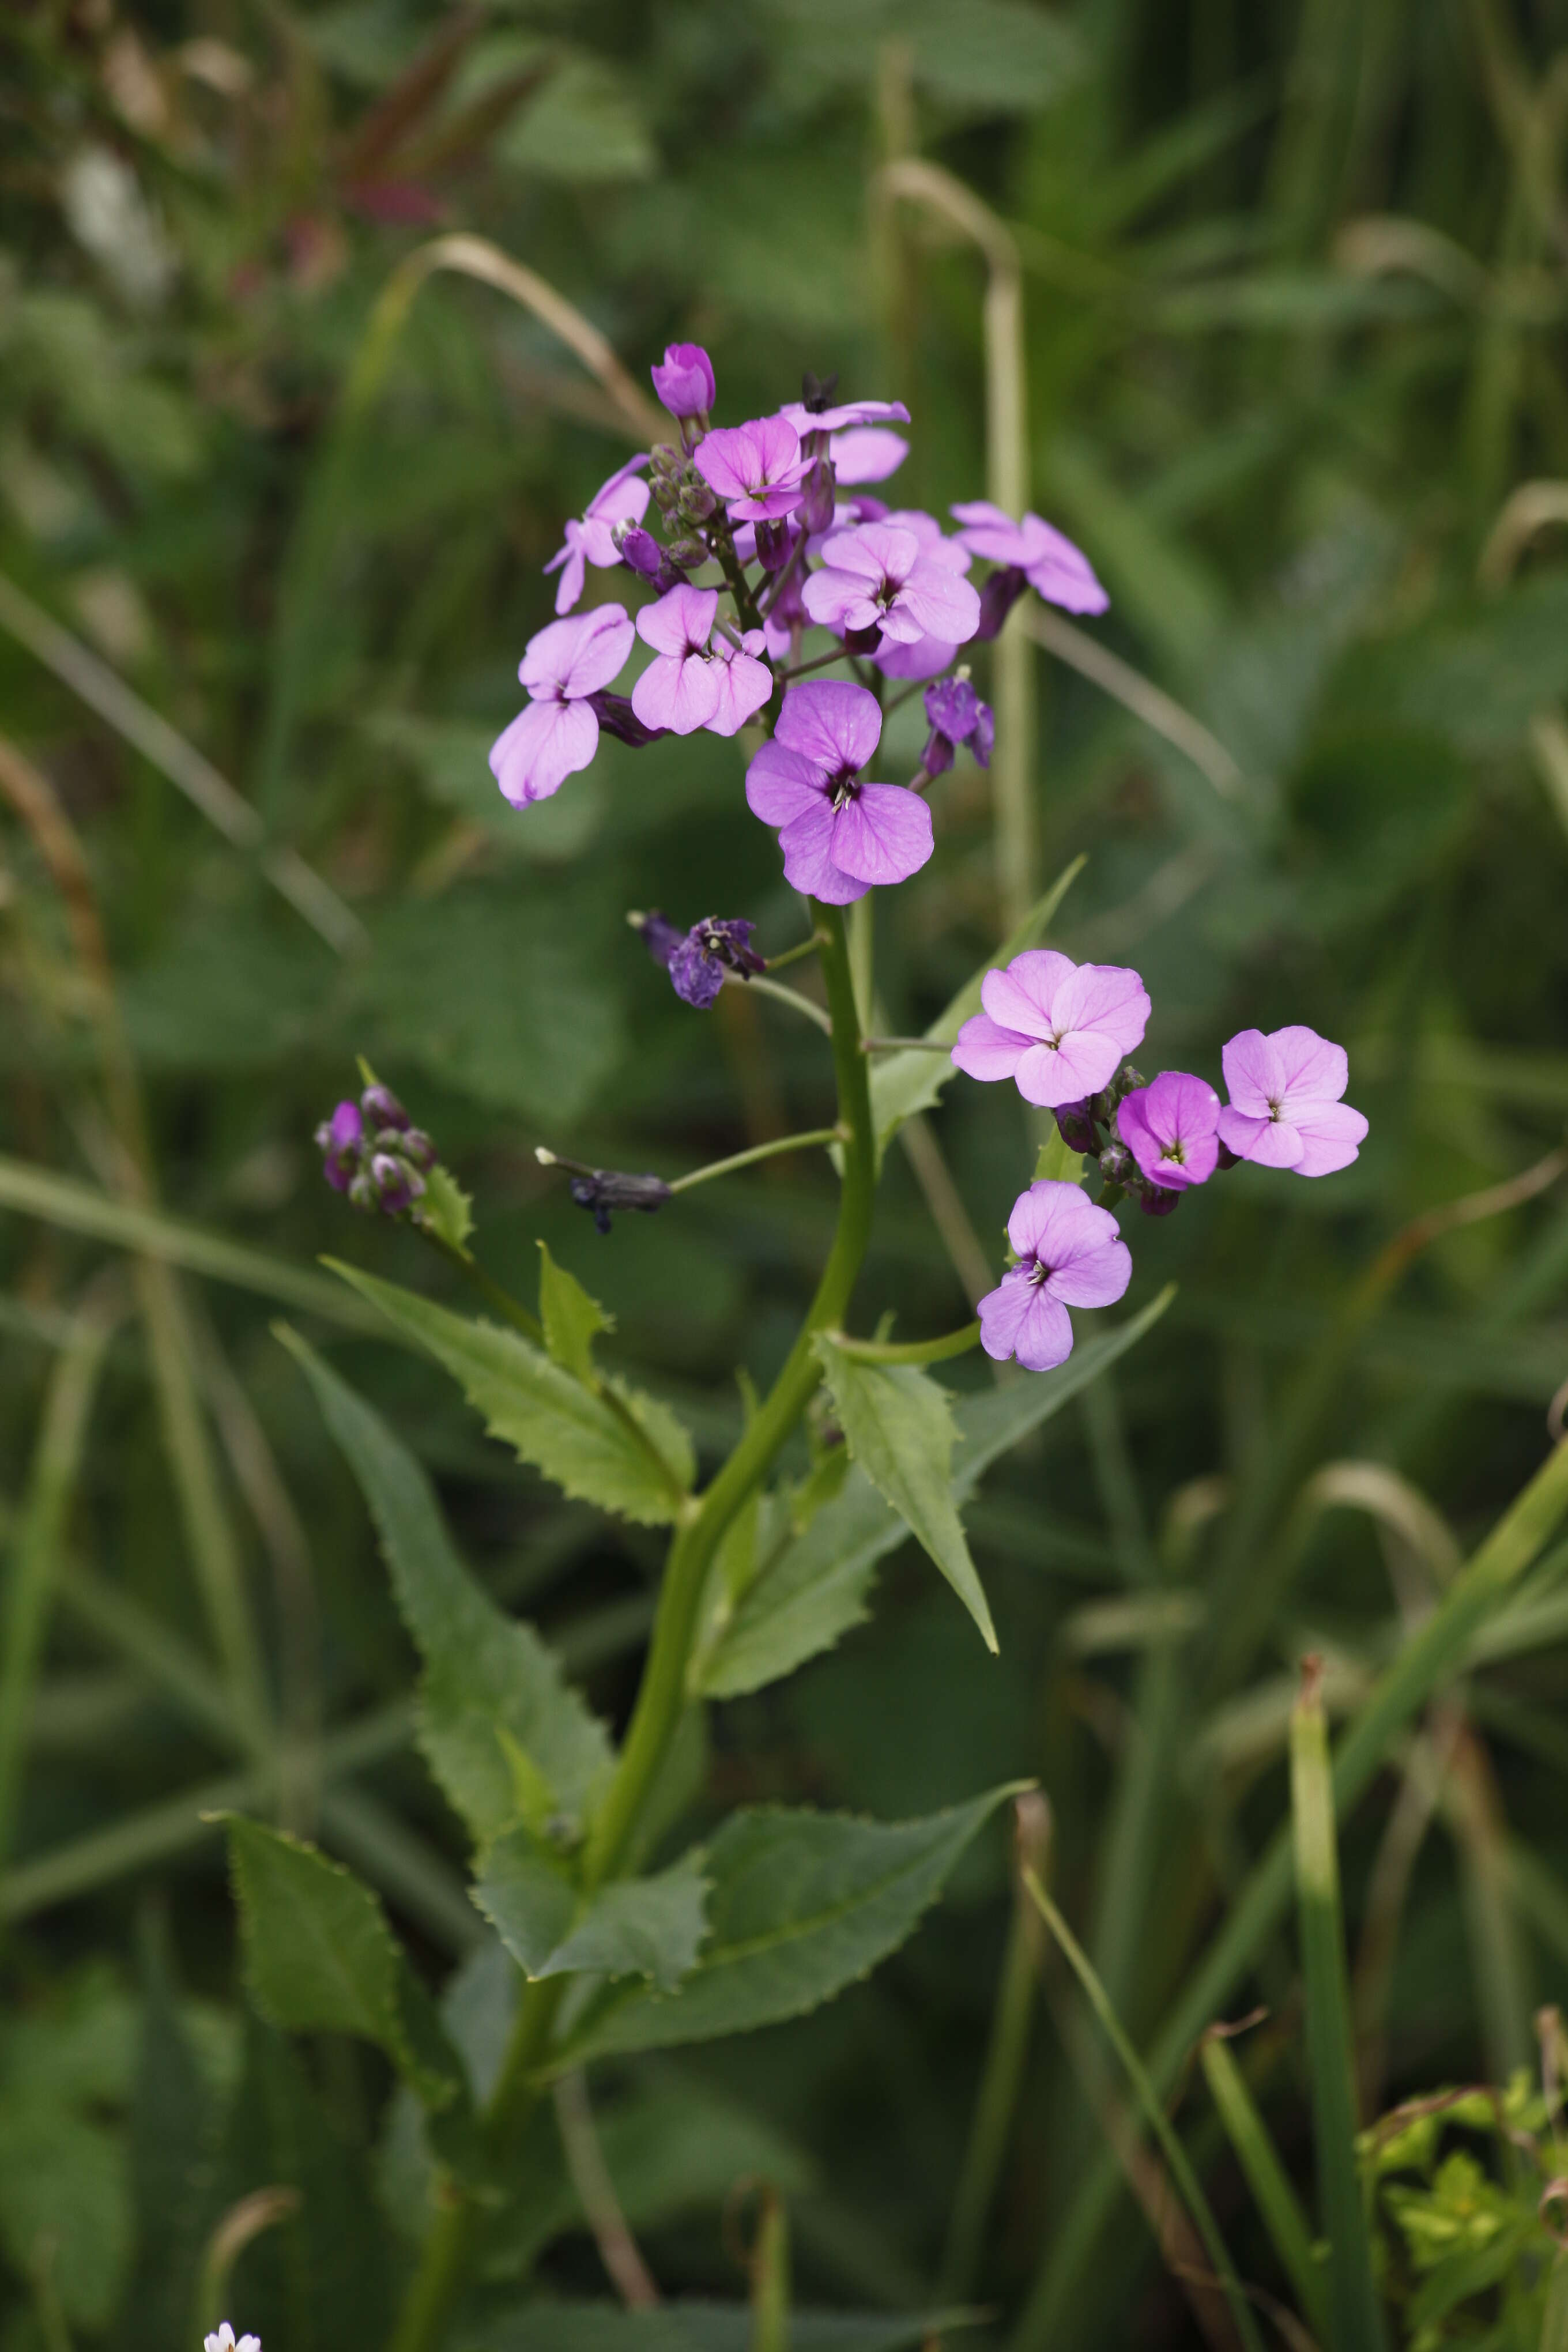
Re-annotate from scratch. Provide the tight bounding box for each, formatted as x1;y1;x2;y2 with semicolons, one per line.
488;342;1103;882
948;949;1368;1367
315;1081;436;1219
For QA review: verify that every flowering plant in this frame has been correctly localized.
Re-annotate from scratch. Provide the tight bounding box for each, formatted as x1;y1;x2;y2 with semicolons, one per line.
231;345;1364;2352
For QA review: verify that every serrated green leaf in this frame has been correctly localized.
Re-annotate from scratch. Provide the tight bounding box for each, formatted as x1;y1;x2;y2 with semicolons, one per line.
223;1818;463;2109
325;1262;693;1524
812;1340;997;1652
278;1329;615;1846
866;858;1085;1155
538;1241;613;1385
700;1291;1173;1697
417;1164;476;1255
552;1787;1023;2064
476;1833;708;1993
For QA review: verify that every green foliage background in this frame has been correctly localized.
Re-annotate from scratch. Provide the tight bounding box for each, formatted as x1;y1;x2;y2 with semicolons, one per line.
5;0;1568;2344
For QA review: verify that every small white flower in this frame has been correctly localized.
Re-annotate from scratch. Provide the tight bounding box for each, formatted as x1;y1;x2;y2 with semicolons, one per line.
205;2325;261;2352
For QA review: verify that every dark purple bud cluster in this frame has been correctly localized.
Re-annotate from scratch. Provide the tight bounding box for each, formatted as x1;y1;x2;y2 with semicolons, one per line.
632;909;766;1011
314;1081;435;1219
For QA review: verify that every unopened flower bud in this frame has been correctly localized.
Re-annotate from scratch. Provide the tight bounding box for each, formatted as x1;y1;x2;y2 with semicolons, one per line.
665;533;708;569
370;1152;425;1215
360;1081;410;1132
1215;1140;1240;1171
920;728;955;779
1054;1099;1100;1156
402;1128;436;1171
755;517;793;573
1139;1184;1180;1217
587;689;665;748
677;476;718;524
315;1099;363;1193
1111;1065;1146;1102
1097;1141;1133;1188
651;342;716;423
974;563;1028;642
800;454;836;534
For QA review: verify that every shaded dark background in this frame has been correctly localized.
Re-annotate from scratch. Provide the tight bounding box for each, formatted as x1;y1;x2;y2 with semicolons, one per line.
4;1;1568;2344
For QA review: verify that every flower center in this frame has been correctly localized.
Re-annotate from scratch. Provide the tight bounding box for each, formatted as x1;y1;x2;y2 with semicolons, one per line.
1160;1140;1185;1163
1266;1096;1283;1120
829;766;861;811
1026;1257;1050;1287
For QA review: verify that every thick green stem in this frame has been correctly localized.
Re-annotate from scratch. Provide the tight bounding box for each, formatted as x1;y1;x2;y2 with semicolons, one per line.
385;903;877;2352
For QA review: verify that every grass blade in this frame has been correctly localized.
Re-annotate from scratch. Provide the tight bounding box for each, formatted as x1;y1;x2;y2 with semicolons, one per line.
1023;1870;1268;2352
1290;1659;1385;2352
1200;2033;1329;2342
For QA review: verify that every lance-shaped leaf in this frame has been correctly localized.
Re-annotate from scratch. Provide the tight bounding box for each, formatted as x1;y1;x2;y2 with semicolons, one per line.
280;1329;614;1848
868;857;1085;1154
552;1786;1024;2065
223;1818;465;2109
701;1291;1172;1698
476;1833;708;1993
327;1262;695;1524
812;1340;997;1652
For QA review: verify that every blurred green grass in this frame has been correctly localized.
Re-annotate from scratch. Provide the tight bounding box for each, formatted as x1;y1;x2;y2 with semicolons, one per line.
5;0;1568;2343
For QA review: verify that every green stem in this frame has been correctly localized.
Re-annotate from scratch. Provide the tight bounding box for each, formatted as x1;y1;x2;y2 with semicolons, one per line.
385;903;878;2352
740;975;833;1034
828;1321;981;1366
668;1127;844;1193
763;932;827;975
711;525;767;636
423;1232;543;1344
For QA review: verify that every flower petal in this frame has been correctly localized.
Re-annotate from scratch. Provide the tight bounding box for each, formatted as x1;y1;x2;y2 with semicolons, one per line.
1289;1099;1369;1177
745;741;826;826
1220;1029;1282;1118
1216;1106;1303;1169
980;948;1078;1035
1269;1025;1350;1107
707;647;773;736
950;1013;1031;1083
632;650;720;734
978;1267;1072;1370
831;427;909;484
828;783;933;887
1046;1232;1133;1310
774;680;883;774
1050;962;1151;1056
777;804;866;903
489;698;598;806
902;561;982;646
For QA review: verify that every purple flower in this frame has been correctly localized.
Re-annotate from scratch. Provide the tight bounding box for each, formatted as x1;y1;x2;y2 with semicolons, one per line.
922;674;993;774
632;585;721;733
650;343;715;421
632;909;684;967
978;1181;1133;1372
669;917;766;1009
693;417;810;522
827;427;909;484
489;605;634;806
708;627;773;736
1218;1027;1369;1177
316;1099;362;1193
745;680;933;905
951;949;1151;1109
1117;1071;1220;1191
543;456;650;616
802;522;981;648
951;502;1109;616
780;397;911;435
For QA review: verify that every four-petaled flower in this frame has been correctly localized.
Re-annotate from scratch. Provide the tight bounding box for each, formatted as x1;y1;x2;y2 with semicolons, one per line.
950;502;1109;615
1218;1027;1368;1176
489;606;634;806
693;417;810;521
206;2326;260;2352
978;1181;1132;1371
951;950;1151;1108
745;681;932;904
802;521;981;647
543;455;650;616
651;342;715;421
922;674;993;774
1117;1071;1220;1190
632;585;723;734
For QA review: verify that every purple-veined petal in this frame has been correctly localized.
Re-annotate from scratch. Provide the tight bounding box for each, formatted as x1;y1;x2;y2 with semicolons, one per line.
1289;1099;1369;1177
489;697;598;806
951;1013;1031;1083
1270;1025;1351;1107
636;583;718;659
828;783;933;887
546;533;587;617
875;634;962;681
1216;1106;1304;1169
801;566;879;634
979;1268;1071;1369
1006;1179;1117;1265
1046;1237;1133;1311
773;680;883;774
1050;962;1151;1055
777;803;867;902
746;741;827;826
632;650;720;734
980;949;1077;1037
901;561;982;646
1219;1028;1280;1118
1045;1027;1130;1103
1019;515;1108;615
707;644;773;736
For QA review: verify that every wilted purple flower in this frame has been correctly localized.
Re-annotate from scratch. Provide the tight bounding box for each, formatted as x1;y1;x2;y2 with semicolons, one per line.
951;950;1151;1109
489;605;634;806
745;680;933;904
1117;1071;1221;1191
978;1181;1133;1372
780;397;911;435
802;522;981;648
971;566;1028;642
1218;1027;1368;1177
316;1100;361;1193
829;427;909;485
631;909;684;967
693;417;810;522
544;457;650;616
922;674;994;775
951;502;1109;615
708;627;773;735
632;585;721;733
668;917;766;1009
650;342;715;421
